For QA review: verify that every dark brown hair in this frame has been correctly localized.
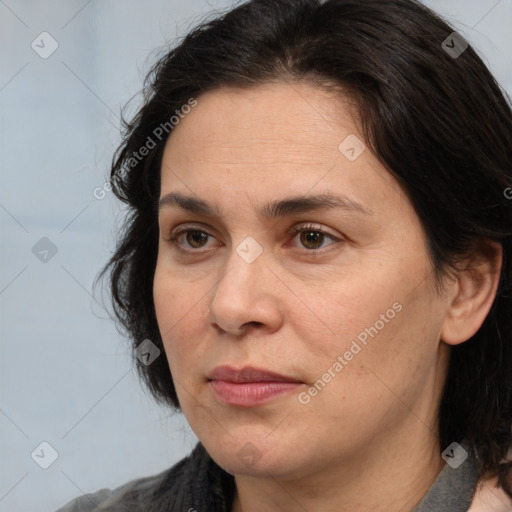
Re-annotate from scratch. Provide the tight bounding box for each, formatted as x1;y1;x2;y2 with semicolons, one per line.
95;0;512;496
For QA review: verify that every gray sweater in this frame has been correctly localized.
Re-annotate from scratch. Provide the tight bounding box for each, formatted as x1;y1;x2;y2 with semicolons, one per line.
56;441;479;511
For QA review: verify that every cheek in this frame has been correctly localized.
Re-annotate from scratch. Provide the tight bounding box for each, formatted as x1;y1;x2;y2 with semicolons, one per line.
300;265;436;390
153;265;207;371
301;277;402;356
153;261;198;328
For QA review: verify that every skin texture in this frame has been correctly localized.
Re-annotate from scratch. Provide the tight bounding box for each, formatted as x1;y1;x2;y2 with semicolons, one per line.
153;81;502;512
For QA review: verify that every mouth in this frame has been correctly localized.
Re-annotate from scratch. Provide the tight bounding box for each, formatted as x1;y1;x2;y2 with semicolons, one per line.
207;365;303;407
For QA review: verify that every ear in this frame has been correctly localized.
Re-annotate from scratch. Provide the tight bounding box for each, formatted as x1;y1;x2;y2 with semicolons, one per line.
441;240;503;346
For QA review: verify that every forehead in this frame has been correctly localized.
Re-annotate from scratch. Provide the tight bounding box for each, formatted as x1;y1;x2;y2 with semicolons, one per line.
159;81;406;216
164;82;359;158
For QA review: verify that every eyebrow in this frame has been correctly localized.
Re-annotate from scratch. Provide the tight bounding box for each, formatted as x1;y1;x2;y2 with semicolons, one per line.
158;191;374;219
158;192;374;220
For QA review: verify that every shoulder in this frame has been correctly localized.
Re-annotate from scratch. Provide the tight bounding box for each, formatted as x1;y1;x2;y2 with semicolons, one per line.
469;476;512;512
55;468;171;512
55;446;199;512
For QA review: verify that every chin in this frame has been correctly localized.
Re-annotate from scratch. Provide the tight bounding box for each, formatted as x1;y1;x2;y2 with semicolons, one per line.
202;430;308;479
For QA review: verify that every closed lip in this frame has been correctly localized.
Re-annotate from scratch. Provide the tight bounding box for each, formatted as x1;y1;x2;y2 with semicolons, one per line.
208;365;302;383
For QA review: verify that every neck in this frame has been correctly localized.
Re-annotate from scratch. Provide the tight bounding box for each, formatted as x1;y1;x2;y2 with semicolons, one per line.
230;425;445;512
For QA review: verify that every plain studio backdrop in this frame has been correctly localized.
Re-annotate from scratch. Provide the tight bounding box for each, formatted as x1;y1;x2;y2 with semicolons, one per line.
0;1;510;510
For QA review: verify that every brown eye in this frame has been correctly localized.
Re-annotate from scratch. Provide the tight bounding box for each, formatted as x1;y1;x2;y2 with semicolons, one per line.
289;224;339;251
299;230;326;249
184;230;209;248
166;228;216;251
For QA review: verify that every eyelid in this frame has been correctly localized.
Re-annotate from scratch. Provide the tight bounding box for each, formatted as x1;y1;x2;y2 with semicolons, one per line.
165;221;217;237
164;224;219;246
164;222;344;253
287;222;339;238
286;222;342;251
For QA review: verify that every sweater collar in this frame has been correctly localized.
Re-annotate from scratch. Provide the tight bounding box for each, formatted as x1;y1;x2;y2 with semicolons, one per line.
412;439;479;512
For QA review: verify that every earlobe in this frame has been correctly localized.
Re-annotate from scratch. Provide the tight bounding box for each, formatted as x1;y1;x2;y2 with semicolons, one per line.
440;240;503;346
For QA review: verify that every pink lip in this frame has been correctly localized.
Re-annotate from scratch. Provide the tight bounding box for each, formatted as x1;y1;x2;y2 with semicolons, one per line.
208;366;302;407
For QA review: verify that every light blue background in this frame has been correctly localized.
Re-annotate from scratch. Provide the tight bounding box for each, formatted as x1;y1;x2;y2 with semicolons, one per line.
1;1;510;511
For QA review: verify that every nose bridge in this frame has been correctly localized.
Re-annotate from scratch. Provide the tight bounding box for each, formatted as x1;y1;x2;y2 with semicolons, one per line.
208;239;281;334
216;238;267;301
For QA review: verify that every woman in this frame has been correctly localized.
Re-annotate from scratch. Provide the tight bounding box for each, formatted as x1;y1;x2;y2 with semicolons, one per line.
57;0;512;510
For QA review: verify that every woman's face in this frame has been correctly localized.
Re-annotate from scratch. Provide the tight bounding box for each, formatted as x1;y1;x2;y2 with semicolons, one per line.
154;82;453;479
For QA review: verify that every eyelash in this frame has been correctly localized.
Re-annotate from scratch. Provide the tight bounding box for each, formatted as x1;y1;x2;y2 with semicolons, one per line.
164;223;342;255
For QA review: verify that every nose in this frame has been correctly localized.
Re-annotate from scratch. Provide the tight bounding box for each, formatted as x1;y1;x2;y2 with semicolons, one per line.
207;247;283;337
